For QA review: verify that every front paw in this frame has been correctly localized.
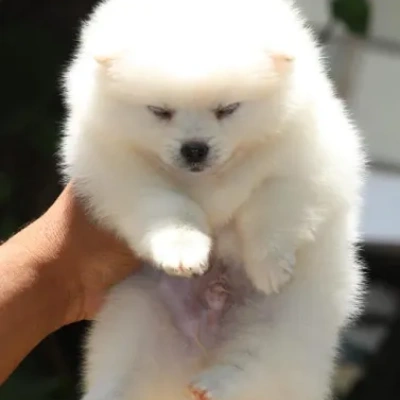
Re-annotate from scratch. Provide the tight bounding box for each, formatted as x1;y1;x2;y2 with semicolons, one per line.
147;226;211;277
245;251;295;295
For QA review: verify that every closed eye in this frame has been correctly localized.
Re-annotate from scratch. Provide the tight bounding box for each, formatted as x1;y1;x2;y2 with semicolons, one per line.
147;105;175;121
214;102;241;120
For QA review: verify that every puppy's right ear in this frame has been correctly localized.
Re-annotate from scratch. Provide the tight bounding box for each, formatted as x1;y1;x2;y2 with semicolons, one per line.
94;54;115;67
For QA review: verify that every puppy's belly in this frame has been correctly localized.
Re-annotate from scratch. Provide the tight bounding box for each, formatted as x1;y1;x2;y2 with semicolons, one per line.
156;261;250;355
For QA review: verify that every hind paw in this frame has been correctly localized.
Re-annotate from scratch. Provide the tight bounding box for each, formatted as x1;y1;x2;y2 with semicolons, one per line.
189;365;242;400
189;386;210;400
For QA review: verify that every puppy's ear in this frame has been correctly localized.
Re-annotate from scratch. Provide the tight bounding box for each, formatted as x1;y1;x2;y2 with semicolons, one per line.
270;53;294;75
94;54;115;67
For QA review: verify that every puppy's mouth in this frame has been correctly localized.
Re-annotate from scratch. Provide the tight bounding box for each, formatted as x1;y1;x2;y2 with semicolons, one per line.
188;163;208;173
172;157;217;174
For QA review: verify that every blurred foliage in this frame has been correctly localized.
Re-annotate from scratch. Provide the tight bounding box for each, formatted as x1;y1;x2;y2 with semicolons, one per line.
0;0;371;399
331;0;371;36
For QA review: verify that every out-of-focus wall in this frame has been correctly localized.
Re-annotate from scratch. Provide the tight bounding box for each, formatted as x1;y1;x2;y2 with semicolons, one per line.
297;0;400;243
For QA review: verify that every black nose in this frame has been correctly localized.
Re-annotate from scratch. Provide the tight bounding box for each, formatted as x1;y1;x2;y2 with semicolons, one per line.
180;141;209;164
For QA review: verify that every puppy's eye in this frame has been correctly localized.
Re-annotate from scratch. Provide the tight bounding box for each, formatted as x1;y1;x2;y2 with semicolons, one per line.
147;105;174;121
214;103;241;120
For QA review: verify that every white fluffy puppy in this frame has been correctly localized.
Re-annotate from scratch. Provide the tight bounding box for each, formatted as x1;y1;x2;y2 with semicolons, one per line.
60;0;365;399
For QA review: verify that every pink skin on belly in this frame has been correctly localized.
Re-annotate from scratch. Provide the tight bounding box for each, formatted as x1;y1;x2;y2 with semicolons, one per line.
158;263;242;354
156;262;255;400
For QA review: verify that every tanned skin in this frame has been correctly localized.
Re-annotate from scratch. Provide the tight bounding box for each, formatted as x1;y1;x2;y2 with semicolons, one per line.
0;183;139;383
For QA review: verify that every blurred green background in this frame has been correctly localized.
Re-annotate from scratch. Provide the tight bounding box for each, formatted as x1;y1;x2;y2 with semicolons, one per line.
0;0;371;399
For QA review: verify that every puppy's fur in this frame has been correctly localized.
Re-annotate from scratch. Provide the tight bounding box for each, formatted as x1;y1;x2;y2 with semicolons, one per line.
60;0;366;399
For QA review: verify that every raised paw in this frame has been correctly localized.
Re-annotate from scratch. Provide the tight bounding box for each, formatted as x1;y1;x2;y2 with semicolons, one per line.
148;226;211;277
189;365;242;400
246;251;295;295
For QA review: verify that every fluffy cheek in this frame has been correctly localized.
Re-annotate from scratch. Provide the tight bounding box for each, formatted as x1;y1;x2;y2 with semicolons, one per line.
207;137;237;166
159;140;181;167
116;112;177;161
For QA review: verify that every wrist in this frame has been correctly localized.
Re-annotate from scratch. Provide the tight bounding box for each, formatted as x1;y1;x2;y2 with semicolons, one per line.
38;183;138;323
3;182;137;327
34;184;92;325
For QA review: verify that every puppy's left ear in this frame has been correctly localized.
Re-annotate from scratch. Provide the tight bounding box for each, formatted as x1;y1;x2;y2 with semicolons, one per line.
271;53;294;75
94;54;116;67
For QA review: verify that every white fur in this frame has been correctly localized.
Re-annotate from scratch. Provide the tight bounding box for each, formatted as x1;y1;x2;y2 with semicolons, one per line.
60;0;366;399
